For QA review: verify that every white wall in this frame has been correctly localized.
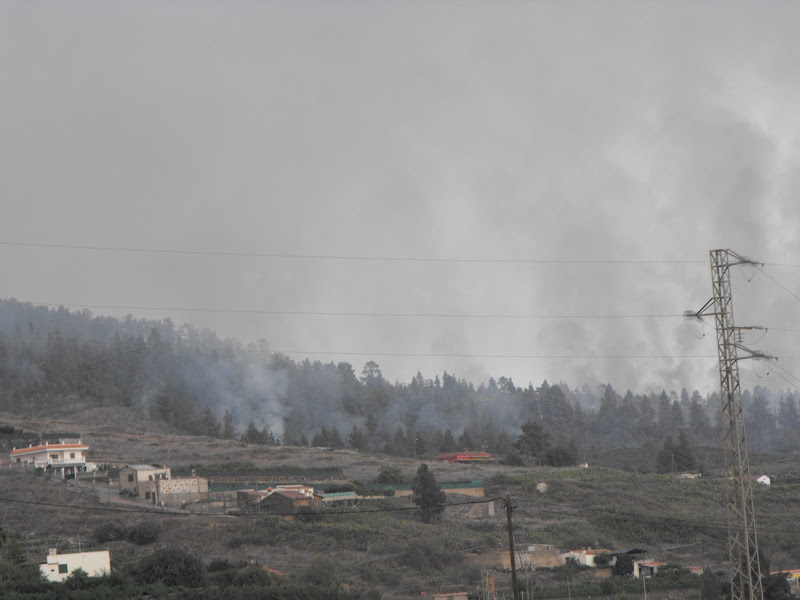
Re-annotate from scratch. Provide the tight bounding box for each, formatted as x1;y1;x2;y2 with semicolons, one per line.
40;550;111;582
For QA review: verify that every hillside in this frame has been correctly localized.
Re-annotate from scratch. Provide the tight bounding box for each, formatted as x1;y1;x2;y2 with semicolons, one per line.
3;411;800;599
2;298;798;467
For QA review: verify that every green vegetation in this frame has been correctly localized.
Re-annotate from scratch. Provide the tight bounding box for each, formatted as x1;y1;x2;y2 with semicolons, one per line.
411;463;446;523
373;466;405;485
0;546;381;600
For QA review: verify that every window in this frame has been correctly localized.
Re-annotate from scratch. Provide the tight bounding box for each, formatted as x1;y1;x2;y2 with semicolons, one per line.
145;492;150;500
149;475;153;480
70;453;76;459
58;564;68;574
50;454;59;460
128;474;134;482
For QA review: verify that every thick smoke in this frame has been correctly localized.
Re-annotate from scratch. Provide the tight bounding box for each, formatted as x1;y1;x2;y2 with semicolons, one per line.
179;354;288;437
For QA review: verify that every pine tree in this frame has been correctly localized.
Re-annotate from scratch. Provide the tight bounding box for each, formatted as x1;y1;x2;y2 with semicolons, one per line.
656;435;676;473
348;425;366;451
458;429;474;451
312;426;330;447
364;413;379;451
242;421;263;444
3;534;26;566
328;426;344;449
441;429;457;452
413;432;427;457
411;463;446;523
515;419;550;457
674;431;696;471
392;427;408;457
222;410;235;440
201;407;220;437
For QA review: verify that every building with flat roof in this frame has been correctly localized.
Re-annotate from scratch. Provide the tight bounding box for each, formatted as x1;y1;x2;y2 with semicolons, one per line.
40;548;110;582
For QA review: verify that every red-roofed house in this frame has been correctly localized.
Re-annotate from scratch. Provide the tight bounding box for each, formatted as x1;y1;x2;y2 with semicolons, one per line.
238;485;323;514
10;441;95;479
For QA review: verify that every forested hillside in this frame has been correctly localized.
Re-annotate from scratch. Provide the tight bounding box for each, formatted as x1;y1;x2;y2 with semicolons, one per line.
1;299;798;462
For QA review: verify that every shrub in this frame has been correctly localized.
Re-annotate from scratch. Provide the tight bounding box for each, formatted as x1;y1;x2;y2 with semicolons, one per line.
296;506;321;523
612;554;634;576
542;445;578;467
64;568;91;590
501;453;524;466
400;540;463;573
135;548;207;587
600;579;615;595
375;466;405;485
94;522;127;543
128;521;160;545
232;564;275;587
594;553;611;567
208;558;248;572
300;555;338;587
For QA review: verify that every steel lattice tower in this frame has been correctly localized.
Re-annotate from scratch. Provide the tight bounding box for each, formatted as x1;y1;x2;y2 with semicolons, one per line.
709;249;763;600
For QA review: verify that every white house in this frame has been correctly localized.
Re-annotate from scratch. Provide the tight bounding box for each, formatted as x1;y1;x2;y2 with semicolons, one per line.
40;548;110;582
10;441;95;479
756;475;771;486
561;548;613;567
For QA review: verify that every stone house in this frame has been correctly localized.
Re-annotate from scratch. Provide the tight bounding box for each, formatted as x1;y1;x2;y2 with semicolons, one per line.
141;474;209;507
119;464;171;496
119;464;207;506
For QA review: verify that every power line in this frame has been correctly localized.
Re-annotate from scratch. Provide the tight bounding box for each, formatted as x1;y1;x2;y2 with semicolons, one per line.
770;369;800;390
0;493;498;518
6;240;799;268
758;267;800;304
29;301;685;320
3;489;799;536
0;241;708;265
769;362;800;388
525;502;800;537
268;350;719;360
19;300;800;332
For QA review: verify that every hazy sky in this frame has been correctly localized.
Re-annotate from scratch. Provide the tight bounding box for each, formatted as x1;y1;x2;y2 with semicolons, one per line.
2;1;799;395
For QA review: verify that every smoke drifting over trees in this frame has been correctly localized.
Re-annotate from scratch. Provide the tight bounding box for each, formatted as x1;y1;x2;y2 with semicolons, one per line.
1;299;798;459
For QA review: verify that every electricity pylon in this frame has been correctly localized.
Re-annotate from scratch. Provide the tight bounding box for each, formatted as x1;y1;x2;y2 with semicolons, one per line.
691;249;768;600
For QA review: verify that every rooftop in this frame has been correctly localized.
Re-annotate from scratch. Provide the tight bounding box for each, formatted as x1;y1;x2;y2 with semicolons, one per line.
11;443;88;455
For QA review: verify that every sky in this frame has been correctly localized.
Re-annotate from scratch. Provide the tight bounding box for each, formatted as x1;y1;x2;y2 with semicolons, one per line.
1;1;800;396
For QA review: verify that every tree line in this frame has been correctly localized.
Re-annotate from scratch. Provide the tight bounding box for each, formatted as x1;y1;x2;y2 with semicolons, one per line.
1;299;798;465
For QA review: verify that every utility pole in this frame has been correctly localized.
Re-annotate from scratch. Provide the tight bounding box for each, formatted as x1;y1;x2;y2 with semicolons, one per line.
690;249;769;600
504;494;520;600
